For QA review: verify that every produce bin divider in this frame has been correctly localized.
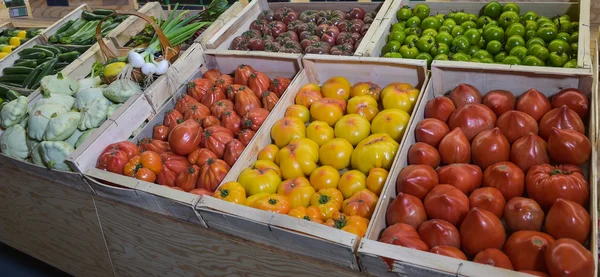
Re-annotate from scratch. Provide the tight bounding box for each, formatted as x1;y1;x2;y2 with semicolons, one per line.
196;54;427;270
40;4;91;40
358;59;598;277
364;0;592;69
204;0;393;57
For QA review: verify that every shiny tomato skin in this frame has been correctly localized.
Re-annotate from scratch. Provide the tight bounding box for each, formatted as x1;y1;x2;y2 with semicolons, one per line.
168;119;202;156
504;230;555;272
430;246;467;260
417;219;460;249
504;197;545;232
460;208;506;256
545;238;595;277
525;164;589;209
386;192;427;229
473;248;514;270
545;198;591;244
396;165;438;200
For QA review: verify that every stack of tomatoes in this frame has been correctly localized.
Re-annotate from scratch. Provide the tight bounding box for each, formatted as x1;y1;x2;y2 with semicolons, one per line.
211;76;421;237
380;83;594;276
96;65;292;194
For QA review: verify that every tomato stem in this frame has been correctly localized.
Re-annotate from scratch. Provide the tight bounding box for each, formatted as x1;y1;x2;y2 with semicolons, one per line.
220;189;230;198
268;198;277;205
318;195;330;204
550;169;564;175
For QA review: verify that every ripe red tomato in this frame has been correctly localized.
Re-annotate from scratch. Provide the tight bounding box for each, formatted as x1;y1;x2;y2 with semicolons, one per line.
469;187;506;218
438;127;471;164
547;128;591;165
395;165;438;200
460;208;506;256
138;138;170;154
447;104;497;141
417;219;460;249
525;164;589;209
424;185;469;227
483;161;525;201
175;94;201;114
437;163;482;195
470;127;510;169
201;126;235;158
97;149;130;175
430;245;467;260
386;192;427;229
168;119;203;156
153;125;169;141
102;141;140;159
545;238;595;277
504;230;555;272
510;133;550;173
545;198;591;244
538;106;585;140
448;83;482;108
424;96;455;123
504;197;545;232
473;248;514;270
415;118;449;147
482;89;516;117
551;88;589;119
379;223;429;252
496;110;539;143
407;142;441;168
515;88;552;122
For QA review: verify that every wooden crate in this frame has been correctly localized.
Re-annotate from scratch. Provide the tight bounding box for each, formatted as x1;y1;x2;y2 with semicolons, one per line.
196;55;428;270
204;0;394;57
358;60;598;277
0;22;14;32
71;46;302;223
0;35;45;83
40;4;91;40
364;0;592;69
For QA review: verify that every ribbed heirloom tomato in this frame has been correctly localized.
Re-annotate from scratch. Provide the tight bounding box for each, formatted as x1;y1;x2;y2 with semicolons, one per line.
124;151;163;183
213;181;246;205
310;188;343;220
318;138;353;170
277;177;315;208
276;138;319;180
342;189;378;219
251;194;291;214
288;206;323;223
325;211;369;237
238;160;282;195
350;133;399;174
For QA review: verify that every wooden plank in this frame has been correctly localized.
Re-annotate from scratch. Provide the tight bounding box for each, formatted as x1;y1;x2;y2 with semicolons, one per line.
359;60;598;276
95;196;365;277
106;2;165;48
0;21;14;32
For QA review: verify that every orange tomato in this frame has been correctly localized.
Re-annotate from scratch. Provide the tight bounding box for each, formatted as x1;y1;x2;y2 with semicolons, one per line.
257;144;279;162
238;160;282;195
338;170;367;199
334;114;371;146
288;206;323;223
309;165;341;191
270;117;306;148
371;109;411;142
277;177;316;208
135;167;157;183
123;151;163;182
381;82;419;113
285;105;311;123
342;189;379;219
276;138;320;180
310;98;346;126
306;121;335;146
318;138;353;170
325;211;369;237
213;181;246;204
350;81;382;101
244;192;269;207
310;188;344;220
347;95;380;122
366;168;388;196
251;194;291;214
321;76;351;101
295;84;322;108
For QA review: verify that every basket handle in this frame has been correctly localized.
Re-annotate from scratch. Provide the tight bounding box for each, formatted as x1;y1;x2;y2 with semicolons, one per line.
95;10;176;62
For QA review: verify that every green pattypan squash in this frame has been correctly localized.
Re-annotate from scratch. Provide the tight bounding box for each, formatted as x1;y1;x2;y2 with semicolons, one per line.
75;87;110;111
19;115;28;128
41;72;79;96
0;124;29;160
28;103;68;141
1;96;28;129
78;76;102;90
78;97;108;131
44;111;81;141
35;93;75;111
106;103;122;118
75;128;96;149
30;143;43;165
39;140;74;171
27;136;40;150
65;129;83;148
103;79;141;103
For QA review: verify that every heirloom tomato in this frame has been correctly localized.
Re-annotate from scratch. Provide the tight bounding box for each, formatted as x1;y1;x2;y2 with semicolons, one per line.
188;148;217;167
545;238;595;277
223;139;245;167
234;64;255;86
176;94;201;114
378;223;429;259
321;76;351;101
396;164;438;200
309;165;340;191
124;151;163;183
277;177;315;208
350;81;382;101
342;189;378;219
504;197;544;232
242;108;269;131
306;121;334;147
168;119;202;156
238;129;256;146
504;231;555;272
460;208;506;256
347;95;379;122
438;127;471;164
470;127;510;169
386;192;427;229
510;133;550;173
220;111;242;135
551;88;589;118
257;144;279;162
239;160;282;195
473;249;514;270
215;74;233;92
201;126;234;158
310;98;346;127
153;125;169;141
189;188;213;196
288;206;323;223
234;88;261;117
187;78;213;102
97;149;129;175
295;83;322;108
213;181;246;205
407;142;441;168
201;86;226;109
430;246;467;260
370;109;410;142
366;168;388;196
338;170;367;199
424;185;469;226
277;138;319;180
202;116;220;129
269;76;291;97
202;69;221;82
270;117;306;148
415;118;450;147
424;96;455;123
350;133;399;174
261;91;279;111
469;187;506;218
495;110;539;143
545;198;590;244
174;165;200;192
334;115;370;146
483;161;525;201
285;105;310;123
539;106;584;140
139;138;170;155
437;163;483;196
525;164;589;209
447;104;497;141
248;72;270;98
156;152;190;187
516;88;552;122
318;138;353;170
325;212;369;237
163;109;183;132
417;219;461;249
198;158;229;192
547;128;591;165
103;141;140;159
310;188;344;220
244;192;269;207
251;194;291;214
381;83;418;112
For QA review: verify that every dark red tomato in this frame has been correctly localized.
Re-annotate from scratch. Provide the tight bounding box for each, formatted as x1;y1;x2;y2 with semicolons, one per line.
448;83;483;108
470;127;510;169
460;208;506;256
510;133;550;173
448;103;497;141
168;119;202;156
153;125;169;141
483;161;525;201
437;164;482;195
96;149;130;175
504;197;545;232
415;118;450;147
430;246;467;260
525;164;589;209
378;223;429;263
437;127;471;164
469;187;506;218
545;238;595;277
551;88;589;119
473;248;514;270
424;185;470;227
386;192;427;229
504;230;555;272
495;110;539;143
407;142;441;168
516;88;552;122
417;219;460;249
545;198;591;244
547;128;591;165
538;106;585;140
482;89;516;117
396;165;438;200
102;141;140;159
424;96;456;123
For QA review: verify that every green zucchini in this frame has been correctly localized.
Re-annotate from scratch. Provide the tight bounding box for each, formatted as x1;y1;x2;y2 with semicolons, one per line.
31;58;58;90
20;52;46;60
14;60;37;68
92;9;115;16
60;45;91;54
33;44;61;55
23;63;43;89
21;47;54;57
54;45;70;53
55;20;74;34
0;84;21;101
3;66;34;75
57;51;79;62
0;75;28;87
82;11;107;21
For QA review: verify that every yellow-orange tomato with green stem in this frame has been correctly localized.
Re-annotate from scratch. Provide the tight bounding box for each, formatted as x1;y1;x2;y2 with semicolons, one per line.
350;81;382;101
310;165;341;191
321;76;351;101
351;133;399;174
310;98;346;126
257;144;279;162
371;109;411;142
319;138;354;170
342;189;379;219
347;95;379;122
288;206;323;223
213;181;246;204
306;121;335;146
338;170;367;199
277;177;316;208
238;160;282;196
334;114;371;146
276;138;320;180
270;117;306;148
310;188;344;220
366;168;388;196
295;84;322;108
285;104;311;123
250;194;291;214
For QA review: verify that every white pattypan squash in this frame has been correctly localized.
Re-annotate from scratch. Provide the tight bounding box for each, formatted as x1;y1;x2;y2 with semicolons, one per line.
30;143;43;165
75;87;110;111
39;141;74;171
106;103;122;118
1;96;28;129
78;97;108;131
65;129;83;148
0;124;29;160
103;79;141;103
75;128;97;149
27;103;68;141
44;111;81;141
35;93;75;111
41;72;79;96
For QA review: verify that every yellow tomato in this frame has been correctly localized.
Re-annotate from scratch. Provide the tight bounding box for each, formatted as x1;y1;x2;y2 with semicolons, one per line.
306;121;334;146
288;206;323;223
295;83;322;108
245;192;269;206
310;188;344;220
276;138;319;180
321;76;351;101
270;117;306;148
251;194;291;214
277;177;316;208
334;114;371;146
310;165;340;191
318;138;353;170
381;82;418;113
213;181;247;204
285;105;311;123
239;160;282;196
351;133;399;174
257;144;279;162
310;98;346;127
338;170;367;199
366;168;388;196
347;96;379;122
371;109;410;142
350;81;382;101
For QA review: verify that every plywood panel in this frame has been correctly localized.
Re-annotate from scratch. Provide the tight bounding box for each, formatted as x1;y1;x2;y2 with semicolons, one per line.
95;197;366;277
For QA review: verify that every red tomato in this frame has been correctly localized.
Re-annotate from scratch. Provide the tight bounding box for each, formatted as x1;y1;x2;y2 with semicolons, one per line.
504;197;545;232
436;163;482;195
187;78;214;101
220;111;242;135
174;165;201;192
496;110;539;143
198;158;230;192
395;165;438;200
102;141;140;159
168;119;203;156
430;246;466;260
483;161;525;201
201;86;226;109
188;188;213;196
438;127;471;164
269;76;292;97
448;104;497;141
469;187;506;218
202;116;220;128
156;152;190;187
248;72;271;98
470;127;510;169
407;142;441;168
163;109;183;131
516;88;552;122
234;64;256;86
238;129;256;146
188;148;218;167
547;128;591;165
210;99;234;119
96;149;130;175
545;238;594;277
153;125;169;141
241;108;270;131
201;126;235;158
424;96;455;123
175;94;201;114
183;104;210;123
202;69;221;82
415;118;449;147
538;106;585;140
223;139;245;167
482;89;516;117
545;198;591;244
551;88;589;119
510;133;550;173
234;88;262;117
525;164;589;209
138;138;170;154
460;208;506;256
386;192;427;229
379;223;429;253
424;185;469;227
417;219;460;249
448;83;482;108
504;230;555;272
473;248;514;270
